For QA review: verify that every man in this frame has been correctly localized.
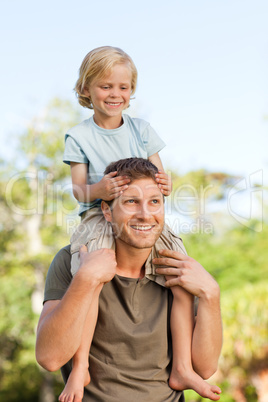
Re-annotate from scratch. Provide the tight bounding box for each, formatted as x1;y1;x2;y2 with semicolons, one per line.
36;158;222;401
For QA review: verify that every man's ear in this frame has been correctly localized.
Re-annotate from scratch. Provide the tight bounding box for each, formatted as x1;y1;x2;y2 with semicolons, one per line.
101;200;112;222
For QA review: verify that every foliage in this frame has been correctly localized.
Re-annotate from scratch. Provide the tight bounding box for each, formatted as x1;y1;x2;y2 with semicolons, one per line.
1;98;82;401
184;223;268;291
171;169;239;203
183;227;268;401
19;98;82;179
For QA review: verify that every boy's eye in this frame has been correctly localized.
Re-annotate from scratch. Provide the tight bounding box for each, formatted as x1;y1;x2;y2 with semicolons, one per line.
102;86;110;89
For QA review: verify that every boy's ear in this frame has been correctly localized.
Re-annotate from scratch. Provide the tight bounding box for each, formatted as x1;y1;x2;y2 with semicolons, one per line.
83;86;90;97
101;200;112;222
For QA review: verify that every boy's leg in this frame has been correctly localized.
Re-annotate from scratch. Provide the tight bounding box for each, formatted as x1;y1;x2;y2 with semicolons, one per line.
58;285;101;402
70;207;106;258
169;285;221;400
70;210;114;276
169;284;194;388
59;211;114;402
154;225;221;400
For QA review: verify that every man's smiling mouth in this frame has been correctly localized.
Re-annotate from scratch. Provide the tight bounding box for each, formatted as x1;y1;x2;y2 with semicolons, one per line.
131;225;154;231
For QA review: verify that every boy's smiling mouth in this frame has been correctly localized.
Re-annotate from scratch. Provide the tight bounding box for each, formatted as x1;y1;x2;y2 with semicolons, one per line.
105;102;122;106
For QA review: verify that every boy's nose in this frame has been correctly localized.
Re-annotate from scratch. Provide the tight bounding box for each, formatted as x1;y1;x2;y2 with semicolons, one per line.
110;88;120;97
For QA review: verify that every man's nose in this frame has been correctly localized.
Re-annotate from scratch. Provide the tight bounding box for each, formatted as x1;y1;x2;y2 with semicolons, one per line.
136;203;151;219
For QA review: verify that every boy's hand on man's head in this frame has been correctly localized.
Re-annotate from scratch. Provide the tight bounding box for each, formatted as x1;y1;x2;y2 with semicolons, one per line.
155;170;172;196
97;171;130;201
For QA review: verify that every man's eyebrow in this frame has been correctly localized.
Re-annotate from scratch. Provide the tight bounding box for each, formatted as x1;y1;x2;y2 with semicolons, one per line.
149;194;162;198
121;194;162;199
121;195;140;199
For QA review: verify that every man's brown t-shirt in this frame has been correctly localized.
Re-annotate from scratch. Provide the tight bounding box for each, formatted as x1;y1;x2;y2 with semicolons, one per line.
44;246;184;401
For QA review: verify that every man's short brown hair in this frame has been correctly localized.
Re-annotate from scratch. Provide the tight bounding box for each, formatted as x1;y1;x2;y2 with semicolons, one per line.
104;157;158;183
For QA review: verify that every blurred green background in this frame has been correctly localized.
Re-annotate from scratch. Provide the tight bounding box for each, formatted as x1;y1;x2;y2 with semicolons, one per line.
1;99;267;401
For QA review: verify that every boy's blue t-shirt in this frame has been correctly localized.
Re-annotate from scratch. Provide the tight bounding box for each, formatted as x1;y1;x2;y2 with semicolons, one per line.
63;114;166;215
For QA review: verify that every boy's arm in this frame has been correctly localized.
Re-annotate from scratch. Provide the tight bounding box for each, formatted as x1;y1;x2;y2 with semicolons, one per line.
35;246;116;372
148;152;172;196
70;162;130;202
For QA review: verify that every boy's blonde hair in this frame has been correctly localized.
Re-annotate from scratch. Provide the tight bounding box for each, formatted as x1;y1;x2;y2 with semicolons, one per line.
74;46;138;109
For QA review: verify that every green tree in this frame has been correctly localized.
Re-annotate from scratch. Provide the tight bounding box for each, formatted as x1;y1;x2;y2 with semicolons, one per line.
1;98;82;401
183;224;268;401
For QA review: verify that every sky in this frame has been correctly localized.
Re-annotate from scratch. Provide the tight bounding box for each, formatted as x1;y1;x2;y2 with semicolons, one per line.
1;0;268;186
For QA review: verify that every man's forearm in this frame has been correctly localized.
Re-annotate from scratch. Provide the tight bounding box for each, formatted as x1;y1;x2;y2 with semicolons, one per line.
36;247;116;371
153;250;223;377
192;284;223;378
36;274;102;371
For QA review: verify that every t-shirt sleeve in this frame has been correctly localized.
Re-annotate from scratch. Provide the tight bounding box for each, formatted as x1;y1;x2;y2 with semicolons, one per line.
44;245;72;303
142;123;166;157
63;134;88;165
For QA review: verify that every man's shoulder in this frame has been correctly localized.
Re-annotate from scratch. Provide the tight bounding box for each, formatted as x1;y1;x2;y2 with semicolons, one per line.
44;245;72;303
161;225;188;255
49;245;71;275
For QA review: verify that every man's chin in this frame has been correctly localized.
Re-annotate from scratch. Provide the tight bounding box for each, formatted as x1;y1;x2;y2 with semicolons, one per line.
112;223;163;249
129;241;155;250
118;234;161;250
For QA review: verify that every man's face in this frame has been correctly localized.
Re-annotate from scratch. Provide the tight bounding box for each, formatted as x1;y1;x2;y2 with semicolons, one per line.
102;178;165;250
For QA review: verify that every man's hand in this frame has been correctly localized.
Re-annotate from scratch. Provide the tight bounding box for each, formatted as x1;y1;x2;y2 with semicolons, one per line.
78;245;117;285
155;170;172;196
96;171;130;201
153;249;220;299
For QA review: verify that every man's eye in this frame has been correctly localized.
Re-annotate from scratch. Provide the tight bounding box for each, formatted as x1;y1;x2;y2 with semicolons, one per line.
151;199;160;204
126;199;136;204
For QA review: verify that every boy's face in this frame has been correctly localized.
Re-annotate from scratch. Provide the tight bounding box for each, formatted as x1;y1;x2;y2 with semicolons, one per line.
85;64;132;126
102;178;165;251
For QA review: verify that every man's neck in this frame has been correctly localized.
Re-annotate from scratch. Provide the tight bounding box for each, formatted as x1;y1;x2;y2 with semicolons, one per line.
115;240;152;279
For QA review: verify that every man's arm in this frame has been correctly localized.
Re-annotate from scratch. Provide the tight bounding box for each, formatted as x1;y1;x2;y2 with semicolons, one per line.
35;246;116;372
153;250;223;379
191;281;222;378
